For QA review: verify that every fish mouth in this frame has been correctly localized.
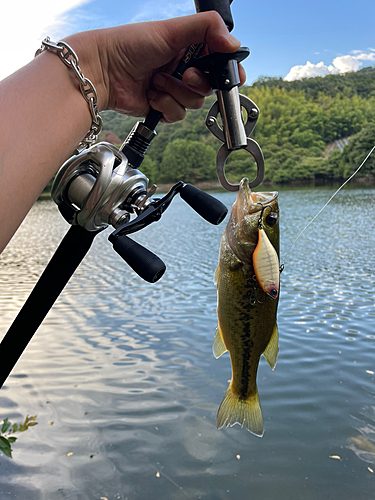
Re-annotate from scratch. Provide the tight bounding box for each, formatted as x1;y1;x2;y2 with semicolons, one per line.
238;178;278;215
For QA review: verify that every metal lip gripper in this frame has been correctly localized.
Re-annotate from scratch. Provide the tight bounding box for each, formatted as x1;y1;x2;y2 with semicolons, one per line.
194;47;265;191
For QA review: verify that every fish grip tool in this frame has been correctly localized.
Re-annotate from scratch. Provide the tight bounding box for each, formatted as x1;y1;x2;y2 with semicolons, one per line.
196;48;265;191
123;0;265;192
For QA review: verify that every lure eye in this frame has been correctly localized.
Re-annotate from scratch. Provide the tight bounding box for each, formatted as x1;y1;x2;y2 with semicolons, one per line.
265;213;278;226
269;288;278;298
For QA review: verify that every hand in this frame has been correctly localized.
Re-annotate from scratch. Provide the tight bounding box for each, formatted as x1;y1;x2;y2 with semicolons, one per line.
64;12;246;123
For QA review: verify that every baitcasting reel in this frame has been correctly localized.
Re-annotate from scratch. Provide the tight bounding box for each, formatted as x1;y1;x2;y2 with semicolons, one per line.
51;141;228;283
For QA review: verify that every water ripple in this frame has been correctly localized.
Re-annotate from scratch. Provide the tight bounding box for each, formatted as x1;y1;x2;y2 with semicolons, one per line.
1;189;375;499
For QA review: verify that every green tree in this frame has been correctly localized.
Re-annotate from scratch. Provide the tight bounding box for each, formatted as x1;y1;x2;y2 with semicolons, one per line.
159;139;216;183
341;123;375;177
140;156;157;185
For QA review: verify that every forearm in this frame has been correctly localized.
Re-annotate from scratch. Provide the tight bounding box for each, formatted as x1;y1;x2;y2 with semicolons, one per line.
0;13;242;255
0;50;92;253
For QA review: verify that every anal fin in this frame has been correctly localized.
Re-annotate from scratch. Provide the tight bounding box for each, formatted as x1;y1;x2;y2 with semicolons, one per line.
262;323;279;370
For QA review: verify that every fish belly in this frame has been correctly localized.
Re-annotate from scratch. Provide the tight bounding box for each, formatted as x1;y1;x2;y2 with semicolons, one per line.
216;253;277;436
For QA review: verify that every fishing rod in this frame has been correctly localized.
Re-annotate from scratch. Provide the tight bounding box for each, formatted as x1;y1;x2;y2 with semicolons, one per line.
0;0;266;388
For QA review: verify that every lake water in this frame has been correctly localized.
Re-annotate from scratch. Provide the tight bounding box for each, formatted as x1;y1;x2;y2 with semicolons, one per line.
0;186;374;500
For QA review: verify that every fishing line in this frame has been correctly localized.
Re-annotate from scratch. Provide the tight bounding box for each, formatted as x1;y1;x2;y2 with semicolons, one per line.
282;143;375;267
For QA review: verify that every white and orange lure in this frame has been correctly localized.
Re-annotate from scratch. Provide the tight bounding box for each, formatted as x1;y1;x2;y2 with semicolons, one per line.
252;207;280;299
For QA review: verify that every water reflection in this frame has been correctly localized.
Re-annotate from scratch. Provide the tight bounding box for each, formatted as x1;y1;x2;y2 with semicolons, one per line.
0;188;375;499
349;406;375;465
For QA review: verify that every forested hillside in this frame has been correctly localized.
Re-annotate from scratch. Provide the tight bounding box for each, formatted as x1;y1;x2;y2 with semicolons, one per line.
101;66;375;185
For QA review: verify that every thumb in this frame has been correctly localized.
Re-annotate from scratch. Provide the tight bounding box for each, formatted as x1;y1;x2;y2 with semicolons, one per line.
157;11;241;56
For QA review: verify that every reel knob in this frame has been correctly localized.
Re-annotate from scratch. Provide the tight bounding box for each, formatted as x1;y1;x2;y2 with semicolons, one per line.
112;235;166;283
180;184;228;225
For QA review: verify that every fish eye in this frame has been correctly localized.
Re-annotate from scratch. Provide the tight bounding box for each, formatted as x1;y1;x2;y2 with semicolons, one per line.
265;213;278;226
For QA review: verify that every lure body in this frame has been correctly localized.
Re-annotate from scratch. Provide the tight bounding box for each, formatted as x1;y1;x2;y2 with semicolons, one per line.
253;227;280;299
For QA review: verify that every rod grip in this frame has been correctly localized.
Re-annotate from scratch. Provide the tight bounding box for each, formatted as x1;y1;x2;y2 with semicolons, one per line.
144;43;206;131
180;184;228;225
194;0;234;31
112;235;166;283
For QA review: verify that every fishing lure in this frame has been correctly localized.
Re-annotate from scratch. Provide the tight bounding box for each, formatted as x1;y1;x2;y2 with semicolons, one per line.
252;206;280;299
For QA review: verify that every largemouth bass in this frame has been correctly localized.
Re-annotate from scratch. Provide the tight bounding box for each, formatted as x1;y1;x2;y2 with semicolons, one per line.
214;178;280;436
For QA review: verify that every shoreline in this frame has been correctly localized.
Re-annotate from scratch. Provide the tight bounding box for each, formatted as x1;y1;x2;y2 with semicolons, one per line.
38;175;375;201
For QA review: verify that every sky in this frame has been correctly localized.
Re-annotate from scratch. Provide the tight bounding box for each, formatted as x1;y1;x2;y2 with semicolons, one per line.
1;0;375;84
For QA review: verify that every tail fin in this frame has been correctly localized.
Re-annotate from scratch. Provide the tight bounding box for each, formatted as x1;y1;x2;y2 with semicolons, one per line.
216;386;264;437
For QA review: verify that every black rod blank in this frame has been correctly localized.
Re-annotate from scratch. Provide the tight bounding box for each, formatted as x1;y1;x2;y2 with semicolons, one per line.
0;225;98;389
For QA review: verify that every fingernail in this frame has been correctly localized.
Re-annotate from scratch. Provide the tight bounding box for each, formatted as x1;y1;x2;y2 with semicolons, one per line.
154;74;166;88
187;73;201;87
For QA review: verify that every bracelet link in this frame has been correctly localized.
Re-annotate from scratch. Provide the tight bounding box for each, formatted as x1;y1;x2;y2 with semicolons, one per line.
35;37;103;152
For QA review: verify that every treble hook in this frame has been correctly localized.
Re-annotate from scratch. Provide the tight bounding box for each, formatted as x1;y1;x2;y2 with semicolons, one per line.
250;275;266;305
257;203;273;229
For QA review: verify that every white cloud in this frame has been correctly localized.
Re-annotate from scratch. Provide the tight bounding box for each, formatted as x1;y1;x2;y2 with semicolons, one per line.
351;52;375;61
284;50;375;81
131;1;194;22
284;61;339;81
331;55;361;72
1;0;92;81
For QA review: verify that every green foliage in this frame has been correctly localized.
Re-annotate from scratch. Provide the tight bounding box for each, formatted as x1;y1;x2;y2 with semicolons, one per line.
159;139;216;183
252;66;375;99
0;415;38;464
340;123;375;177
140;155;157;185
95;67;375;186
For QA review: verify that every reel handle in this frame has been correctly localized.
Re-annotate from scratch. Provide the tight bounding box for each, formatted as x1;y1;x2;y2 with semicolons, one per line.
112;235;166;283
180;183;228;225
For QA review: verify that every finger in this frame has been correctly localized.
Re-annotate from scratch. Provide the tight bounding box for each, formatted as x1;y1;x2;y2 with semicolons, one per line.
147;90;186;123
153;73;206;109
182;68;213;96
157;12;240;57
238;63;246;86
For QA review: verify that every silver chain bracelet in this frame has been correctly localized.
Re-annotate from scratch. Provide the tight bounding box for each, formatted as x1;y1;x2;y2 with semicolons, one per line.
35;37;103;152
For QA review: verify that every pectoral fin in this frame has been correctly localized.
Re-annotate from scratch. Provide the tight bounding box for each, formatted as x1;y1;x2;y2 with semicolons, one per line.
262;324;279;370
213;326;227;359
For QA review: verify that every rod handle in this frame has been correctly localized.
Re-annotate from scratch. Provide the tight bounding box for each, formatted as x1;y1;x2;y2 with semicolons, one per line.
144;43;206;131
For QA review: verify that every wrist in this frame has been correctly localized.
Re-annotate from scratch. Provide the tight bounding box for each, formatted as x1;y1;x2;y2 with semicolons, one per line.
62;30;110;112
